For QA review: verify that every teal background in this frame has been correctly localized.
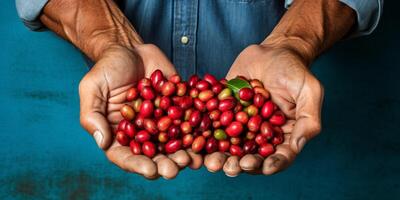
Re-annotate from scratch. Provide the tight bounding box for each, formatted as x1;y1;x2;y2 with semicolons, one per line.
1;1;399;200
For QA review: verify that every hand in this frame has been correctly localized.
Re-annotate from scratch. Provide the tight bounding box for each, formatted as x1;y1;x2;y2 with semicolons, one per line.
204;42;323;176
79;44;203;179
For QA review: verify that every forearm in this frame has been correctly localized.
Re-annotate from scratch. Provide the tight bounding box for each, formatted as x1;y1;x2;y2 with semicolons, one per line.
262;0;356;65
40;0;143;61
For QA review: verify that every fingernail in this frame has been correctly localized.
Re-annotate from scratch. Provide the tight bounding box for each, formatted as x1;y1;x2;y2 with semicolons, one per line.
93;130;104;148
296;137;307;153
269;156;283;169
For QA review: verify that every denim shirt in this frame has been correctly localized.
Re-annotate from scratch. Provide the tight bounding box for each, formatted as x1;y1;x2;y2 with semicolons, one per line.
16;0;383;79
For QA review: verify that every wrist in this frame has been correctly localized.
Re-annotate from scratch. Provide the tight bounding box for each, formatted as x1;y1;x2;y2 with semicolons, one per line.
261;34;318;66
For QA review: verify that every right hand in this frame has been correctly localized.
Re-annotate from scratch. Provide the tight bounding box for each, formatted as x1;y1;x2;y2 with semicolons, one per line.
79;44;203;179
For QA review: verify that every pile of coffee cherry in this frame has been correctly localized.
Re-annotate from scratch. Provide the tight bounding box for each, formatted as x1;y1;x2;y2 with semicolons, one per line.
115;70;286;159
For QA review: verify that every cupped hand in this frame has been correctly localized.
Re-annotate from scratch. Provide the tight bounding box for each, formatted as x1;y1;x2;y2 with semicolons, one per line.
79;44;203;179
204;43;323;176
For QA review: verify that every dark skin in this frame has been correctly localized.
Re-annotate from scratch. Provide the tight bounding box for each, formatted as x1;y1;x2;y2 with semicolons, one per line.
40;0;355;178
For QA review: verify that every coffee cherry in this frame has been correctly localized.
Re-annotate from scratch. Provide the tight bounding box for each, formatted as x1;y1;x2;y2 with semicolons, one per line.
205;137;218;153
198;90;214;102
141;86;156;100
192;136;206;153
165;139;182;154
125;122;136;138
196;80;210;91
135;130;151;143
142;141;156;158
176;82;187;96
269;111;286;126
235;111;249;124
253;93;265;108
167;106;183;120
211;83;223;94
144;119;157;134
134;116;145;129
157;116;172;132
218;88;232;100
260;121;274;139
202;130;212;138
158;132;169;143
161;81;176;96
133;98;143;112
117;119;129;132
154;108;164;119
194;98;206;112
261;101;275;119
167;125;181;139
225;121;243;137
180;121;192;134
230;137;241;145
150;69;165;88
203;73;219;85
137;78;151;92
188;75;200;88
258;143;274;157
238;88;254;101
209;110;221;121
126;87;139;101
189;110;202;127
212;121;221;129
254;86;270;99
120;104;135;120
246;131;256;140
250;79;264;88
199;115;212;132
230;145;244;157
220;110;234;126
255;134;267;145
182;134;194;147
218;98;236;112
169;74;181;84
218;140;230;152
189;88;199;98
244;105;258;116
248;115;262;132
139;100;154;118
130;141;141;155
213;129;227;140
116;131;130;146
243;140;257;154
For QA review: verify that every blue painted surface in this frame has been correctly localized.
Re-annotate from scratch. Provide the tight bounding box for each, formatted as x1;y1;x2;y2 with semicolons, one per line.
0;1;399;200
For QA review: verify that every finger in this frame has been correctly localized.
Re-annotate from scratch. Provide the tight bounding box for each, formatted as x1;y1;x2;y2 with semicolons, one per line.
270;94;296;119
204;152;227;172
262;135;297;175
80;111;114;150
79;78;113;150
290;76;323;153
106;146;158;179
281;120;296;134
187;150;203;170
153;154;179;180
223;156;242;177
168;150;191;168
239;154;263;172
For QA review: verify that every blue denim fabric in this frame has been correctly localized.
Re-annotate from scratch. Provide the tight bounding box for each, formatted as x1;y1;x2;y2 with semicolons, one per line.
121;0;284;79
16;0;383;78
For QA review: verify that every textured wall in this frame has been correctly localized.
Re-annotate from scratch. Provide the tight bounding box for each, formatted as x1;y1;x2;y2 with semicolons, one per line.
0;1;398;200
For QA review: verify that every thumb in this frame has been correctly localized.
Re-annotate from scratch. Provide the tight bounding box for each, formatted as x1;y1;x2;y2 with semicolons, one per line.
289;77;323;154
80;111;114;150
79;78;113;150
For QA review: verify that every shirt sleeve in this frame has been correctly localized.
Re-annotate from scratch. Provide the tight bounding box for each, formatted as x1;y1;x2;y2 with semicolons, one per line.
284;0;383;37
16;0;49;31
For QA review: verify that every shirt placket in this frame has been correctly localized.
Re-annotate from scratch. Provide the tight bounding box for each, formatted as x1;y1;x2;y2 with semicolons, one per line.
173;0;199;79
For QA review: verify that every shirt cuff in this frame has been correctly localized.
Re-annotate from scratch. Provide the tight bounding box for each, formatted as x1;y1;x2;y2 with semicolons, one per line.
16;0;49;31
284;0;383;37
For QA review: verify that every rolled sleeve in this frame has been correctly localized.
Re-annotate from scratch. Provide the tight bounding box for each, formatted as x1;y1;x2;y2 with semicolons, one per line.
284;0;383;37
16;0;49;31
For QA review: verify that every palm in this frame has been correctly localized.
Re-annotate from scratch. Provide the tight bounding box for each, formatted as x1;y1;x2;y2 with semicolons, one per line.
220;45;323;175
79;45;193;179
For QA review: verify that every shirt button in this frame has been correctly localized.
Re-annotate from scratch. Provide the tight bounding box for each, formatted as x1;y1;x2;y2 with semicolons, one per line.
181;36;189;45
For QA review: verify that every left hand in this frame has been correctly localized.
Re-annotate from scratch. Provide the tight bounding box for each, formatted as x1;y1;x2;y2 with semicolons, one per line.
204;42;323;176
